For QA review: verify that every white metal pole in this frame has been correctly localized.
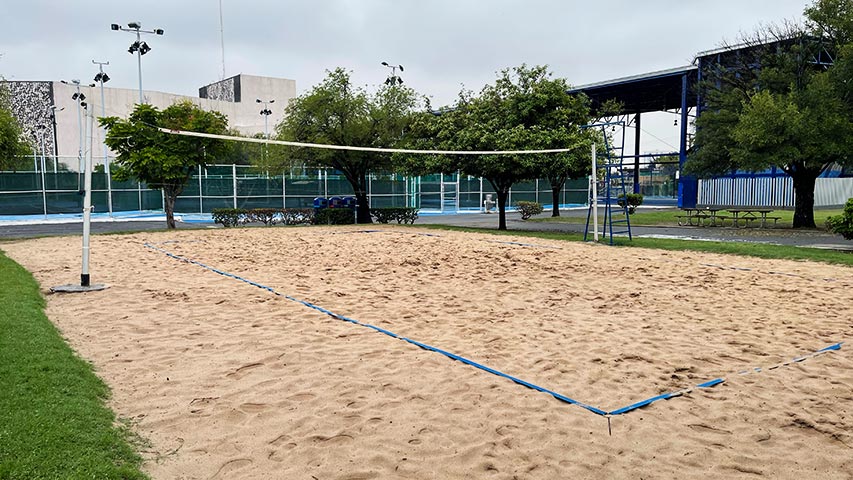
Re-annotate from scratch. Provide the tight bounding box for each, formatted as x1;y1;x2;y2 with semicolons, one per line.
96;62;114;217
40;132;47;217
232;163;237;208
81;120;94;286
136;30;144;104
592;142;599;242
75;85;84;175
198;165;204;214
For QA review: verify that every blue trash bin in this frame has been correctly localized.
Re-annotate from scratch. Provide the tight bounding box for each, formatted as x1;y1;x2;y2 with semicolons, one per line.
313;197;329;209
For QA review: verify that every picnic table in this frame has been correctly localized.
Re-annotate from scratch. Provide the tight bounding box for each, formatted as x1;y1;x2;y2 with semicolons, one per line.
676;207;782;228
726;208;781;228
675;208;728;227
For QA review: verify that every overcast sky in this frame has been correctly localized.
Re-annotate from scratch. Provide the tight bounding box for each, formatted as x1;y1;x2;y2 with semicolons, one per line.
2;0;813;151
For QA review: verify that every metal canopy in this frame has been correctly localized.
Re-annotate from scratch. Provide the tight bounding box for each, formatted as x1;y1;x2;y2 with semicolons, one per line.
568;65;698;114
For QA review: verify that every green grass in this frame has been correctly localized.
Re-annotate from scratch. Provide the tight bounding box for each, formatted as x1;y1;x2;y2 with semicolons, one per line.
0;251;147;480
411;224;853;267
531;208;845;229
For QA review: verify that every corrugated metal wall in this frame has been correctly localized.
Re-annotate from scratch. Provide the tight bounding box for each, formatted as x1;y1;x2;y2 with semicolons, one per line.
699;177;853;208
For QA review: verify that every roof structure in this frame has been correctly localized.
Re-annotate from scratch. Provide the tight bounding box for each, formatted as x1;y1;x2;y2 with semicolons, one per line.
567;65;698;114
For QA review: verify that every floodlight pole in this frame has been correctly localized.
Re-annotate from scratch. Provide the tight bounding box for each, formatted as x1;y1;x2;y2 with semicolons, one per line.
93;60;113;217
135;30;144;104
112;22;164;104
257;99;274;162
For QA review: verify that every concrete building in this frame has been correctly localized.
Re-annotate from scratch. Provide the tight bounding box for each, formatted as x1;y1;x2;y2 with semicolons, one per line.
2;74;296;171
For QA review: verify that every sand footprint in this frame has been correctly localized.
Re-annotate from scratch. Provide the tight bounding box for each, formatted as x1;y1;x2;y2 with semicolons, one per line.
208;458;252;479
226;362;264;379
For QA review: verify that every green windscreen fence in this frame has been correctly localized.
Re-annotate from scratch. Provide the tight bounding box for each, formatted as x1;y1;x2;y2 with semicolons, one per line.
0;164;593;216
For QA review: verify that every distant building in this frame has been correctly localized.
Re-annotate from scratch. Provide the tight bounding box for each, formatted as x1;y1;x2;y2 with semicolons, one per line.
2;74;295;170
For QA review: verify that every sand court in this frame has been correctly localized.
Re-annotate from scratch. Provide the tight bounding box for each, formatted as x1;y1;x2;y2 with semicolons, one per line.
4;226;853;479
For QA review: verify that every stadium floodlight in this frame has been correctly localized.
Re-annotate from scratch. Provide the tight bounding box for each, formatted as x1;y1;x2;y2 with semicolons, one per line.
111;21;165;104
257;98;275;141
381;62;404;86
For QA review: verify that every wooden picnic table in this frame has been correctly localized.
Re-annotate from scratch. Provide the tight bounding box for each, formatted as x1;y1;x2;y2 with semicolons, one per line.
726;208;780;228
675;208;728;227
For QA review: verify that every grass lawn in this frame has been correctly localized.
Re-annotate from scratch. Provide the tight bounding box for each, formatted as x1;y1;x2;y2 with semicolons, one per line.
413;224;853;267
0;251;146;479
531;208;845;229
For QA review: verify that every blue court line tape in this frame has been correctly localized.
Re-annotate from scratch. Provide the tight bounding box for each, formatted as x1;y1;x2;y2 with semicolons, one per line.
700;262;848;284
144;240;844;419
143;241;605;416
608;343;844;416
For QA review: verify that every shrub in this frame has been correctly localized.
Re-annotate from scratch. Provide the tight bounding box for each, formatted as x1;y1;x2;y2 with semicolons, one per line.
826;198;853;240
314;208;355;225
249;208;280;226
212;208;249;227
281;208;315;225
617;193;644;214
515;201;544;220
370;207;419;224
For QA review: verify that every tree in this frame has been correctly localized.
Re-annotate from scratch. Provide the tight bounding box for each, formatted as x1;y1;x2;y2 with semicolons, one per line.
689;8;853;228
270;68;421;223
0;86;33;171
100;100;229;229
404;65;592;229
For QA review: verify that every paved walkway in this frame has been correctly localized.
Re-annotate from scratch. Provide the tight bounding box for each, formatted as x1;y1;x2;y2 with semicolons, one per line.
417;207;853;251
0;207;850;251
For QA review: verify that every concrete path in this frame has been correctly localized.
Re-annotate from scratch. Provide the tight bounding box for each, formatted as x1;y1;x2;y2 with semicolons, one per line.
0;207;850;251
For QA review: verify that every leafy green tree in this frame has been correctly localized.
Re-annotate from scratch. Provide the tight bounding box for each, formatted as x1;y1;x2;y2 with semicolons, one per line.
270;68;421;223
218;129;290;167
0;87;33;171
404;65;592;229
100;100;229;229
688;16;853;228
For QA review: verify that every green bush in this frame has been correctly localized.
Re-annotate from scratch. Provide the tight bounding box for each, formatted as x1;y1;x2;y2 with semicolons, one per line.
515;201;544;220
617;193;644;214
281;208;315;225
314;208;355;225
212;208;249;227
249;208;280;226
826;198;853;240
370;207;419;224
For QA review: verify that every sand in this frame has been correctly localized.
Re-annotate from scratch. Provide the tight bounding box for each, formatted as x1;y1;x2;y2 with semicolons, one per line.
3;225;852;479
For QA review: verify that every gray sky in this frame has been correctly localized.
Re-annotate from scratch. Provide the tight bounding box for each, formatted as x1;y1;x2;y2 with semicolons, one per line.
2;0;812;151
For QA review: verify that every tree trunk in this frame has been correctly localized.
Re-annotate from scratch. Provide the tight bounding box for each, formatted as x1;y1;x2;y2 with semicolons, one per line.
163;190;177;229
551;187;561;217
791;171;818;229
496;188;510;230
340;168;373;224
354;190;372;224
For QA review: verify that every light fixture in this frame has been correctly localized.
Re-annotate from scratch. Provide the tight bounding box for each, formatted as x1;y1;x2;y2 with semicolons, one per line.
381;62;404;86
111;21;165;104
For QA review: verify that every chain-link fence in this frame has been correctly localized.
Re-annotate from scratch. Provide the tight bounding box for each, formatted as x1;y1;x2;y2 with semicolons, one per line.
0;161;590;216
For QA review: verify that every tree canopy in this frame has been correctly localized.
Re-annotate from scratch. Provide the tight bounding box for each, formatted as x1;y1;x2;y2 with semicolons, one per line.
0;87;33;171
270;68;422;223
100;100;229;228
403;64;593;229
688;2;853;228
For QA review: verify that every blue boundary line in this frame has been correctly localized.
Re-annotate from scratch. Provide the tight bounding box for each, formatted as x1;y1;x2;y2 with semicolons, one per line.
144;241;843;418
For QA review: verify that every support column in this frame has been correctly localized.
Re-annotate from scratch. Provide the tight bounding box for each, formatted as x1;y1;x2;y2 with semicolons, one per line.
677;74;697;208
634;113;641;194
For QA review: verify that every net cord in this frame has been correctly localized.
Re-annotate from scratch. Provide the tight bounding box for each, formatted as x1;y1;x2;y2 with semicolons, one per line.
157;127;576;155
